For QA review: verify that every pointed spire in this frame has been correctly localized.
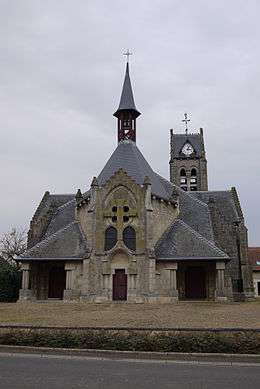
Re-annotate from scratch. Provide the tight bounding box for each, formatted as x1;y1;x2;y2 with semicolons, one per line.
91;176;99;188
75;189;83;201
143;175;151;187
114;62;140;118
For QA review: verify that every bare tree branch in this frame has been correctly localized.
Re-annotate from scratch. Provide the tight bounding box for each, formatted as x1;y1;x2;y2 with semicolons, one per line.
0;228;27;266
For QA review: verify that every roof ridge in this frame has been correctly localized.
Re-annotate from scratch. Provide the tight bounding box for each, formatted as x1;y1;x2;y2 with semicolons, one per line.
157;173;208;208
130;142;153;180
193;190;230;194
182;190;209;208
173;133;201;136
154;219;177;251
50;194;75;197
21;221;79;258
175;219;228;257
56;198;75;211
97;140;169;200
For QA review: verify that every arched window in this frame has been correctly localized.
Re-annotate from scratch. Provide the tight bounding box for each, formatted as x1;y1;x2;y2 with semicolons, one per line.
180;168;187;190
104;226;117;251
190;168;197;191
123;226;136;251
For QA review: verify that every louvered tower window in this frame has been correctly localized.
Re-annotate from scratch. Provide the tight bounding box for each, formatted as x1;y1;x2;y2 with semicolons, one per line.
123;226;136;251
190;168;197;191
180;168;187;191
104;226;117;251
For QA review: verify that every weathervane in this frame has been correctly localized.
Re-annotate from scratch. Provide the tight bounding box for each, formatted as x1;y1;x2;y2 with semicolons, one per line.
182;113;190;135
123;49;133;63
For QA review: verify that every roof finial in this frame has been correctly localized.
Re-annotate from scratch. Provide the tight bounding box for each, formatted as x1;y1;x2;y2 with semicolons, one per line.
182;113;190;135
123;49;132;63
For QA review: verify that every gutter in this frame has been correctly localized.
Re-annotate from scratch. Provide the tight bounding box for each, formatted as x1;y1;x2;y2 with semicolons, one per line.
0;345;260;364
156;257;230;262
18;257;83;262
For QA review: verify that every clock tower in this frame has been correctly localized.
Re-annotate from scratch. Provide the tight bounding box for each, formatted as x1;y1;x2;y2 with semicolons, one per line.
169;122;208;191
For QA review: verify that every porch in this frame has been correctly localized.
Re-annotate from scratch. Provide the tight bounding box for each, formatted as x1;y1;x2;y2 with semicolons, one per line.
19;261;81;301
156;260;228;301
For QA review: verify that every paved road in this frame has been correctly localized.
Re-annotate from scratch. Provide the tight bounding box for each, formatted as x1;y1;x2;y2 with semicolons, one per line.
0;353;260;389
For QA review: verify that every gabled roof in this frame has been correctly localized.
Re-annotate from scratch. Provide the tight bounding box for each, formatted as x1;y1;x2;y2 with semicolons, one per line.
44;199;76;238
190;191;241;222
20;222;88;261
155;219;229;261
97;140;170;199
23;137;235;263
155;174;215;242
171;133;204;158
114;62;140;117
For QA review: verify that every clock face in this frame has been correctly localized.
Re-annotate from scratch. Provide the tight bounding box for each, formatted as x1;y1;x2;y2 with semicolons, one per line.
182;142;194;156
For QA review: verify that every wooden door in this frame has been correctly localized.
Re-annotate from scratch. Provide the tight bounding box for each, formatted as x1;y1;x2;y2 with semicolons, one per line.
113;269;127;301
185;267;206;299
48;266;66;299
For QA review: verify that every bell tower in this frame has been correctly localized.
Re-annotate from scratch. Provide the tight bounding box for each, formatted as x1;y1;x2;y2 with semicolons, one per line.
114;53;141;143
169;114;208;191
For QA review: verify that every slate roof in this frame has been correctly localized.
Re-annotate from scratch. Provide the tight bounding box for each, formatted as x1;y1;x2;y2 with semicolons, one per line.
190;191;240;222
154;175;215;242
155;219;228;260
23;140;234;263
44;199;76;238
114;62;141;117
32;193;74;223
97;140;170;199
171;133;204;158
20;222;88;261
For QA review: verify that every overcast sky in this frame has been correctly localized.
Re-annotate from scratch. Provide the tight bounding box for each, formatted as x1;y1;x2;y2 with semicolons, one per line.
0;0;259;245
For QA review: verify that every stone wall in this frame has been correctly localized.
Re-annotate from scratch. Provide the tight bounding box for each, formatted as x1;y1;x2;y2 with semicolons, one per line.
150;199;178;246
75;169;179;302
208;192;254;300
170;158;208;191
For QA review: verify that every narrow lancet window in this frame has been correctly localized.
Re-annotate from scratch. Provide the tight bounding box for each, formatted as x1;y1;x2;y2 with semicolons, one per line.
105;226;117;251
123;226;136;251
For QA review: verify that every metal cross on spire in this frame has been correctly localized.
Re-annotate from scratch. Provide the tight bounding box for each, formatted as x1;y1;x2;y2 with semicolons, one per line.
182;113;191;135
123;49;133;63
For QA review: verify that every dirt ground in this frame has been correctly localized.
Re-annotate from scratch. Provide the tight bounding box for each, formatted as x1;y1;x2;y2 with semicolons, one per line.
1;301;260;328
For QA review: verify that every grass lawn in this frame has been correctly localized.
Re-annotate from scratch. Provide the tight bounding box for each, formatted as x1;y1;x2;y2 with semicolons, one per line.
0;300;260;328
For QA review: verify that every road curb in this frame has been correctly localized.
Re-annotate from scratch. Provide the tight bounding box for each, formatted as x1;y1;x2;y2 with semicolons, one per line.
1;344;260;364
1;324;260;332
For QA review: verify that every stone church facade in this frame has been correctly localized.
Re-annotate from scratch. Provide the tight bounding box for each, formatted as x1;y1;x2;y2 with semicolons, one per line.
19;62;254;303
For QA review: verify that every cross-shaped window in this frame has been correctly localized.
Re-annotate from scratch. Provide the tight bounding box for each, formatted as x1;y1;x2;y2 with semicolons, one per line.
104;200;137;230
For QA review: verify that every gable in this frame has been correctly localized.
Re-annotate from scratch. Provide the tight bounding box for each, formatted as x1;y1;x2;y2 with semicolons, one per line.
44;199;76;238
21;222;88;260
155;219;229;260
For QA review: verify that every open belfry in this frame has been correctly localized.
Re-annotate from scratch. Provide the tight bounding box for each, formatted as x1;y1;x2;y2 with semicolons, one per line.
19;59;254;303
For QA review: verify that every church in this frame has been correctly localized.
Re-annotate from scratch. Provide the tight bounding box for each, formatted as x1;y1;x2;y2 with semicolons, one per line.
18;61;254;303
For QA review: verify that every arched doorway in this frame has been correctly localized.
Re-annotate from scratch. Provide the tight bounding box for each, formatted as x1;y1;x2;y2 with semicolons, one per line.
48;266;66;299
185;267;206;299
113;269;127;301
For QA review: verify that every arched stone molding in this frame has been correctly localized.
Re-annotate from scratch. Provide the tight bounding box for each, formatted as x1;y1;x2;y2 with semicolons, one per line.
100;248;139;302
104;184;137;210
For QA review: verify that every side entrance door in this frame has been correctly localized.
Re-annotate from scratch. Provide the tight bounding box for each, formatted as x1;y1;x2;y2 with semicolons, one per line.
113;269;127;301
185;267;206;299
